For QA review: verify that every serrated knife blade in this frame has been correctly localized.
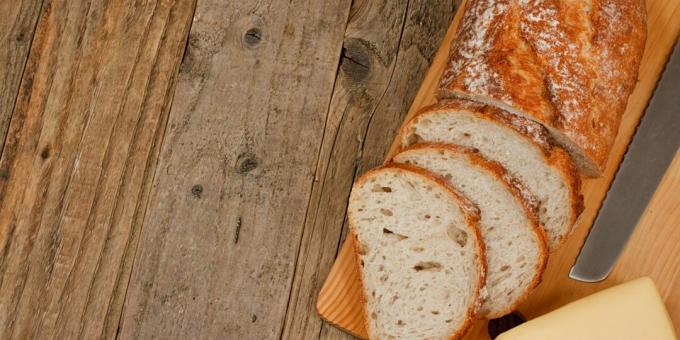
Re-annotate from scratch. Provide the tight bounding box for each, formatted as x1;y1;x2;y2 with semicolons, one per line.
569;40;680;283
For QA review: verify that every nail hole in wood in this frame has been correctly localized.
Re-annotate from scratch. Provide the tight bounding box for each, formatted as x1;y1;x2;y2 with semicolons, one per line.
191;184;203;198
243;28;263;47
16;29;27;43
236;153;259;173
40;146;50;159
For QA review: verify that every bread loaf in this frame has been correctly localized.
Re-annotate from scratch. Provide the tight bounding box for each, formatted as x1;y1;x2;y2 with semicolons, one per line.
348;165;486;340
439;0;647;176
393;144;548;318
400;99;583;249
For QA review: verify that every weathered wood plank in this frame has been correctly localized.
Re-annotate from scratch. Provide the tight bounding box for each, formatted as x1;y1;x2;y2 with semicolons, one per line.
281;1;458;339
0;0;43;152
0;0;196;339
118;1;353;338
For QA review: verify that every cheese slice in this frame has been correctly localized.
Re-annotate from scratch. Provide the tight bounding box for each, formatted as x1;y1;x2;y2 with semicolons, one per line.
497;277;677;340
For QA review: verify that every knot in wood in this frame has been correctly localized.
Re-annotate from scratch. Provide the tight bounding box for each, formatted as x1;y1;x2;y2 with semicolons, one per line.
236;153;259;173
340;38;371;82
243;27;263;47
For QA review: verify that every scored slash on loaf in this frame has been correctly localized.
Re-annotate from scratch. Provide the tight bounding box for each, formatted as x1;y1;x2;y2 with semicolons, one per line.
320;0;645;338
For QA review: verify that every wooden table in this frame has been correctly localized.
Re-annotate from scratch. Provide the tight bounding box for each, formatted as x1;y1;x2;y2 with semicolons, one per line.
0;1;457;339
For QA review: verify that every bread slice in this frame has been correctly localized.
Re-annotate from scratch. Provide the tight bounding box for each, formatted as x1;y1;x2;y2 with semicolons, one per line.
400;99;583;249
392;144;548;318
348;164;486;340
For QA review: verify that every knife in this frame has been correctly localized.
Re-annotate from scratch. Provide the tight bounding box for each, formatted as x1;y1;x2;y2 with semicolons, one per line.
569;40;680;283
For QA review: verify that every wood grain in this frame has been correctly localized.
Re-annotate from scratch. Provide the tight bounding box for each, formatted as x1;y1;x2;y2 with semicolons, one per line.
0;0;43;153
0;0;196;339
318;0;680;338
281;1;457;339
117;1;355;339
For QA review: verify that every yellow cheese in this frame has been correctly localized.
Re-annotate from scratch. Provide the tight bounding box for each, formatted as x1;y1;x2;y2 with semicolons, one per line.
498;277;677;340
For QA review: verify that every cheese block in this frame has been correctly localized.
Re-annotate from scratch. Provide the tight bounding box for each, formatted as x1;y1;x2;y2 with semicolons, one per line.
497;277;677;340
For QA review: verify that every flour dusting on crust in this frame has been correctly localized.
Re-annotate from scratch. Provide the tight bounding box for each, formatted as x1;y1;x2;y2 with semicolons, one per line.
443;0;511;95
439;0;647;174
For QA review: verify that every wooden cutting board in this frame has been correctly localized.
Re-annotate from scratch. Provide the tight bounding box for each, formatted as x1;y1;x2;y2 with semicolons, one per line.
316;1;680;339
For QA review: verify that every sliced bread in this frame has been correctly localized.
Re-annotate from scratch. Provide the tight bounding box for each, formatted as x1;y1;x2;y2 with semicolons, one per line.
400;99;583;249
392;144;548;318
348;164;486;340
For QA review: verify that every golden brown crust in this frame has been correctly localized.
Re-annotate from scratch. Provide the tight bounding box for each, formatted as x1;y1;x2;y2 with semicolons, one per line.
402;99;555;153
350;165;487;340
439;0;647;176
393;143;549;319
546;147;585;248
400;100;584;247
